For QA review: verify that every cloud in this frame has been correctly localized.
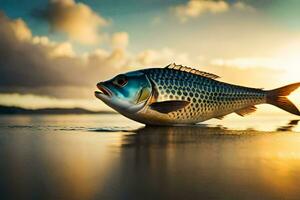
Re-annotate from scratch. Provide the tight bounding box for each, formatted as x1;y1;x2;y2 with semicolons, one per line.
0;12;288;103
0;13;183;99
36;0;108;45
3;15;32;41
32;36;75;57
233;1;255;11
0;13;192;99
111;32;129;50
173;0;254;22
0;13;125;98
135;48;191;67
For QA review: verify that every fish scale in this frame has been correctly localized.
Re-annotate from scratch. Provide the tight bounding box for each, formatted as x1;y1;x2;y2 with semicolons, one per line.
143;67;266;122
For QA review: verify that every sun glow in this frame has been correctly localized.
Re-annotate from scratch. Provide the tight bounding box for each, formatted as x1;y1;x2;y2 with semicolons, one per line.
275;41;300;82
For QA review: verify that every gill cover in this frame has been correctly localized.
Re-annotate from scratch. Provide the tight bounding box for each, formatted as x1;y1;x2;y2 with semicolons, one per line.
106;71;152;113
136;87;151;104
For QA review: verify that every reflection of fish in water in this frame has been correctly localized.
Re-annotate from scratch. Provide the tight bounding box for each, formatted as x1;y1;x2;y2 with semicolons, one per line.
95;63;300;125
122;125;259;148
277;120;300;132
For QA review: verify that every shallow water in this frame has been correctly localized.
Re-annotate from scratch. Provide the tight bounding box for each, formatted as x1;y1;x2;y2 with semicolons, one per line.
0;114;300;200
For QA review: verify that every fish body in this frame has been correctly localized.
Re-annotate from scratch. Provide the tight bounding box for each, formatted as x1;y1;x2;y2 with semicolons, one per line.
95;63;300;125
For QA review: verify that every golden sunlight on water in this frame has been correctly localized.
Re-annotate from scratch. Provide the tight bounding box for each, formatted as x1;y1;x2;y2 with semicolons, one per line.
2;130;124;199
0;114;300;199
38;134;122;200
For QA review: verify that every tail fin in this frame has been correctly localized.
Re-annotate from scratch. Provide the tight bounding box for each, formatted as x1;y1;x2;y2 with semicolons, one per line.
266;83;300;116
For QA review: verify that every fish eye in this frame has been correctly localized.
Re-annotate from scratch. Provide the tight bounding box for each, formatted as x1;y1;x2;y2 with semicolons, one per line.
113;75;128;87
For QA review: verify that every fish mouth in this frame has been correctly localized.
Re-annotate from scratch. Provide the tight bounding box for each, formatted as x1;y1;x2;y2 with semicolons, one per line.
95;83;112;98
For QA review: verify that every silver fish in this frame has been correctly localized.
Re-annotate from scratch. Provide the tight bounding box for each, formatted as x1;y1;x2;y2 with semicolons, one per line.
95;63;300;125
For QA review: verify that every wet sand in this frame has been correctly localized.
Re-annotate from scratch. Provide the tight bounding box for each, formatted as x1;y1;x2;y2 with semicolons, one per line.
0;114;300;200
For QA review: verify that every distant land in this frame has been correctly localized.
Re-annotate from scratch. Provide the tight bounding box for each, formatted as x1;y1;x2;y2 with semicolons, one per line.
0;105;116;115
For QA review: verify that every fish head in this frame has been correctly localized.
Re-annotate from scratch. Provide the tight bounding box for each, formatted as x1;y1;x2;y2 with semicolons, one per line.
95;71;152;113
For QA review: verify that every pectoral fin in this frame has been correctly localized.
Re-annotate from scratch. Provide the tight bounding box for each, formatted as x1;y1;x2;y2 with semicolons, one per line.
149;100;190;114
235;106;257;116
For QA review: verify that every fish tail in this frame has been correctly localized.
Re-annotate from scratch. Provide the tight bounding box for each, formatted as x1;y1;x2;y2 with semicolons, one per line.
266;82;300;116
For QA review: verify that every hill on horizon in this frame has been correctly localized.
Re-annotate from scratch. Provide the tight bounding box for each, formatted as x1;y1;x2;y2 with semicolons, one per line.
0;105;115;115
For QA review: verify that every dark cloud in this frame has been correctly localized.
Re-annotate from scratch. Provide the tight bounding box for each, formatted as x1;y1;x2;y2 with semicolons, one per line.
32;0;108;45
0;13;128;98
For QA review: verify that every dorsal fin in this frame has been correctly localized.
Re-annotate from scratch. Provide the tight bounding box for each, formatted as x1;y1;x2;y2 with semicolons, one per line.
165;63;220;79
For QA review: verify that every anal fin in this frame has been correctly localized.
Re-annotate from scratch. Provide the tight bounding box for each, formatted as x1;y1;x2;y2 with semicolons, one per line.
235;106;257;117
215;115;226;120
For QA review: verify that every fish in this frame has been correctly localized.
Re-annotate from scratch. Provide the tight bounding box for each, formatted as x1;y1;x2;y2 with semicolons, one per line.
95;63;300;125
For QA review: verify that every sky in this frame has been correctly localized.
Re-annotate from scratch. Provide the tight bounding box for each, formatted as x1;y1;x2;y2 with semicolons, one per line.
0;0;300;111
